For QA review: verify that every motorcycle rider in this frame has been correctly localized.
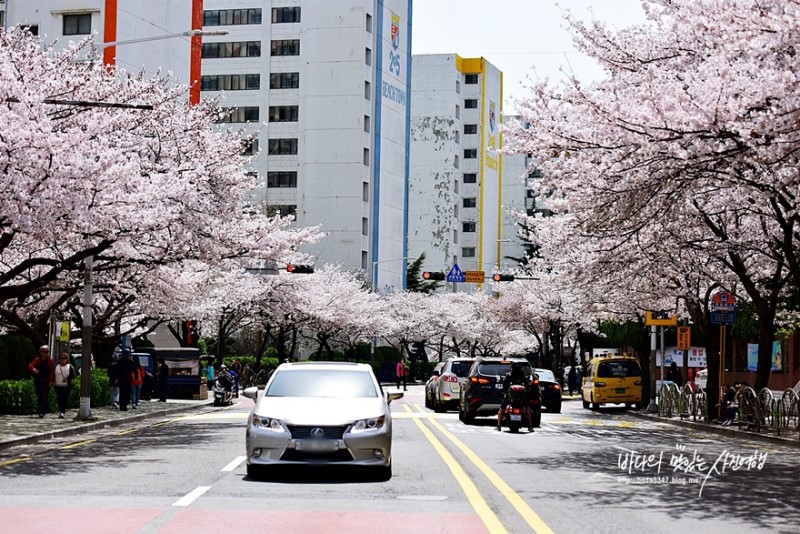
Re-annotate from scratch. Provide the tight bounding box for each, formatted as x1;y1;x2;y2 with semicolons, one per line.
216;364;235;402
496;362;533;432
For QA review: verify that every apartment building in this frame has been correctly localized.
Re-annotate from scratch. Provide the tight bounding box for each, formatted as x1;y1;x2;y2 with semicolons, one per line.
2;0;412;291
409;54;526;288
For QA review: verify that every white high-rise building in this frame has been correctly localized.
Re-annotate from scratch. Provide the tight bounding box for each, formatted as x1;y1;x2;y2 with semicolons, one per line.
409;54;518;289
2;0;412;291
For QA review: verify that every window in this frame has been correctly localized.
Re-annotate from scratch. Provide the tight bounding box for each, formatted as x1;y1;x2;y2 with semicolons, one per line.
461;247;476;258
462;222;476;233
464;124;478;134
269;105;299;122
217;107;260;123
465;74;479;84
365;48;372;66
241;139;259;156
361;251;368;270
204;9;262;26
271;40;300;56
454;155;459;169
362;218;368;236
63;14;91;35
454;131;460;144
463;198;477;208
465;99;478;109
363;148;370;166
456;80;461;93
24;25;39;36
268;139;298;155
270;72;299;89
464;149;477;159
363;182;369;202
272;7;300;23
201;74;260;91
364;115;371;133
202;41;261;58
267;171;297;188
455;105;460;119
364;81;371;100
366;14;373;33
266;204;297;218
463;173;477;184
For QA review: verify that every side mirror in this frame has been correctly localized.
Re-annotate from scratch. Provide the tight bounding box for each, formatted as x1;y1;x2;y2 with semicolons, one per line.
242;386;259;402
387;391;404;404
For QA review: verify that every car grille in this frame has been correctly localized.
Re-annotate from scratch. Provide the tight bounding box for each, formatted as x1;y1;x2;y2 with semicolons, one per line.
280;449;354;462
287;425;347;440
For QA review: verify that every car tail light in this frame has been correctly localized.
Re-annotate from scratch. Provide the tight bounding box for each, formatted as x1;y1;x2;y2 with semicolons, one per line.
470;376;491;385
595;381;607;387
553;384;561;390
442;375;458;383
512;408;521;415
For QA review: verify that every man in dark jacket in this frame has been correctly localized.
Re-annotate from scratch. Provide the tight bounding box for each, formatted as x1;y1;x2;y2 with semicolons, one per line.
116;351;136;411
496;362;533;432
29;345;55;418
157;357;169;402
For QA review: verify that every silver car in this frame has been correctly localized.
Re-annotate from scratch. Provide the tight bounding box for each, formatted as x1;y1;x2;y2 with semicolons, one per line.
242;362;403;480
431;358;475;413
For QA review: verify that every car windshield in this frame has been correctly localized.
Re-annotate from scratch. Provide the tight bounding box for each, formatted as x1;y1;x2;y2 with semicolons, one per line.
479;362;532;377
597;361;641;378
450;361;474;377
536;370;556;382
266;369;378;398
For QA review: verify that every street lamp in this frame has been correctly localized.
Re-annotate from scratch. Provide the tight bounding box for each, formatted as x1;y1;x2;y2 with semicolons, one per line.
95;29;229;51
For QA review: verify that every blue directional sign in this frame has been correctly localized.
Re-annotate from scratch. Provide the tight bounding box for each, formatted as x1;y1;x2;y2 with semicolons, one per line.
446;263;465;283
710;311;736;325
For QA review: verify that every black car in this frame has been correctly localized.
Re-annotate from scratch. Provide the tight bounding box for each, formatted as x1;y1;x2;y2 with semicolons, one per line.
535;368;562;413
458;357;541;427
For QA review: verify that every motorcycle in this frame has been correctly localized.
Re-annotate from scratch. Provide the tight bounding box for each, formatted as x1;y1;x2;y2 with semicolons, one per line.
213;376;234;406
503;384;529;433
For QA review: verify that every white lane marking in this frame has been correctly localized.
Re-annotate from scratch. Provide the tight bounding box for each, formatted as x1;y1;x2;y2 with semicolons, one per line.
172;486;211;507
221;456;246;472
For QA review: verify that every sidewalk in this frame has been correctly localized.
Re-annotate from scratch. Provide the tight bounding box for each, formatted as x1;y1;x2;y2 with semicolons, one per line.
0;397;215;450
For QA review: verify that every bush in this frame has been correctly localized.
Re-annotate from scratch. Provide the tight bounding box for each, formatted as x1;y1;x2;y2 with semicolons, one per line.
0;334;37;380
0;370;111;415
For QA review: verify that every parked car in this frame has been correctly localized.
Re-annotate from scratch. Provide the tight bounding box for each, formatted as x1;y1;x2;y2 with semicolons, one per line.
425;362;445;409
535;368;562;413
458;357;541;427
431;358;475;413
242;361;403;480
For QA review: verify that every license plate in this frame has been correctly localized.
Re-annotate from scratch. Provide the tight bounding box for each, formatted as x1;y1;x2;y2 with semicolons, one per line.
615;388;626;394
294;440;339;452
496;384;504;390
510;414;522;422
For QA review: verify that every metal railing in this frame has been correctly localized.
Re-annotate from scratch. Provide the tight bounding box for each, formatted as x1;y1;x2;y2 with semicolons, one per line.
658;384;800;439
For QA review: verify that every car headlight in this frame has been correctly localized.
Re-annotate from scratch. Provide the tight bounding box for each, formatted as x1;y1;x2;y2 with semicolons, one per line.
349;416;386;434
250;414;286;432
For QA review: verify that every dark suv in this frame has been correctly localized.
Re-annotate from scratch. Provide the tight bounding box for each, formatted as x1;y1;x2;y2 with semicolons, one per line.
458;357;541;427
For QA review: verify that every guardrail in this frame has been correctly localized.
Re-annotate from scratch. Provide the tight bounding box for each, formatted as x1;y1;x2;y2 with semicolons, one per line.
657;383;800;439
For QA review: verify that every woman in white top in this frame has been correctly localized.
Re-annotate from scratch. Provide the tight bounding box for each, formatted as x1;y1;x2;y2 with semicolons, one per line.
54;352;75;418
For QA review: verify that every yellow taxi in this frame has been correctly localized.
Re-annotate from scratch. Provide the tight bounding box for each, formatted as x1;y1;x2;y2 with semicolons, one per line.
582;354;642;409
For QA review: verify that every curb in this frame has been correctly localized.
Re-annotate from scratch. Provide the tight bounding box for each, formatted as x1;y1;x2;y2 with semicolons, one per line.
0;401;214;450
627;410;800;449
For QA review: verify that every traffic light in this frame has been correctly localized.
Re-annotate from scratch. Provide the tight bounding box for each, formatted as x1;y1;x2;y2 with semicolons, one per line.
492;273;515;282
422;271;445;281
287;264;314;274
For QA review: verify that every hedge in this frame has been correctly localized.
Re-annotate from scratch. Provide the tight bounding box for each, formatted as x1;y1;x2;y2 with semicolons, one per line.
0;371;111;415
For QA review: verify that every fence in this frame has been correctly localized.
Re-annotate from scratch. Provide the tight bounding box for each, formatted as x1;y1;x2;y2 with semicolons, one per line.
657;383;800;439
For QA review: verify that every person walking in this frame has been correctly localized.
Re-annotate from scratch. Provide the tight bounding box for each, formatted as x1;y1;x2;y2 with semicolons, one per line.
666;361;683;387
156;357;169;402
395;359;407;391
108;356;120;409
116;351;135;411
567;365;578;396
131;356;143;409
53;352;76;418
29;346;55;418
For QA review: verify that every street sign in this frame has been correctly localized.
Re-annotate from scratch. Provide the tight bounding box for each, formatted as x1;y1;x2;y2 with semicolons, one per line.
645;311;678;326
464;270;485;283
710;311;736;325
677;326;691;350
446;263;465;283
711;291;735;312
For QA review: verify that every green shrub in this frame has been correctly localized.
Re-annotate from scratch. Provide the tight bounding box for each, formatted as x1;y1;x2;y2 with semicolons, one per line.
0;370;111;415
0;334;36;380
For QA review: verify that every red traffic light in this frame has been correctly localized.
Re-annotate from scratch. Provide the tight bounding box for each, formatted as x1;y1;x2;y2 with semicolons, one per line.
492;273;514;282
287;264;314;274
422;271;445;281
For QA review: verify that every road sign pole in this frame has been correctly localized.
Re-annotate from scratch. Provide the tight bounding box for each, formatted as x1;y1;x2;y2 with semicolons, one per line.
646;325;658;413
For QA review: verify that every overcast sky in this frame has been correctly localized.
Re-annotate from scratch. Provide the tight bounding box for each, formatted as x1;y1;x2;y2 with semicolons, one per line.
411;0;648;112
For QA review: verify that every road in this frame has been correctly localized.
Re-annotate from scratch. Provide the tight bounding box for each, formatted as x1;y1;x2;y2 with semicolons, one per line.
1;386;798;533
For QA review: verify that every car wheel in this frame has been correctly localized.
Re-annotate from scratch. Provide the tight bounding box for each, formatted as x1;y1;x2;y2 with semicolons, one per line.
463;409;475;424
591;394;600;410
458;404;465;421
625;402;633;409
582;397;590;409
246;464;262;479
434;396;445;414
551;402;562;414
424;391;431;409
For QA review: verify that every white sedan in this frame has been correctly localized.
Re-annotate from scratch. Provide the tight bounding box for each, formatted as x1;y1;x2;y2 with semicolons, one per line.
242;362;403;480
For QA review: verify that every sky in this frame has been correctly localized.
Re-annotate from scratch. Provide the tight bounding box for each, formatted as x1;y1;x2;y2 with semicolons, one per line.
411;0;649;113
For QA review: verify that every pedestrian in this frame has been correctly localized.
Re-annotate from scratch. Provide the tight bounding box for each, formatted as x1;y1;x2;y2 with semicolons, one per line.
131;355;143;409
206;362;216;387
157;357;169;402
116;350;135;411
108;356;120;409
666;361;683;387
395;359;407;391
53;352;76;419
567;365;578;396
28;346;55;418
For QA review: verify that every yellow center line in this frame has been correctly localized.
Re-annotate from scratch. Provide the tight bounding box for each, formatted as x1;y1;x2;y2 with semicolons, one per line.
61;439;95;449
401;404;506;533
411;404;555;534
115;429;137;436
0;456;31;467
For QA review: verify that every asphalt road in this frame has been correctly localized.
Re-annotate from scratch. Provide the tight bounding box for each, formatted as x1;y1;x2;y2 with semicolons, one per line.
1;386;798;533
